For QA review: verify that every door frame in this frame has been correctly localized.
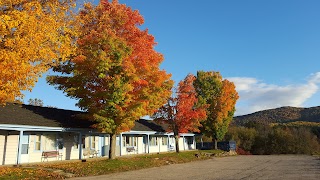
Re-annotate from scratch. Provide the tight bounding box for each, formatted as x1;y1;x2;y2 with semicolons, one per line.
20;134;30;163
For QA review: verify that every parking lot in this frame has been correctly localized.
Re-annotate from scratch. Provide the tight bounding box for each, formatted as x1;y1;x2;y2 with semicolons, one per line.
72;155;320;180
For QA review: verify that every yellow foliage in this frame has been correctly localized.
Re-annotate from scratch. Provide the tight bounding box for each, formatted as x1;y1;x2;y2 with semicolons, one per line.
0;0;77;103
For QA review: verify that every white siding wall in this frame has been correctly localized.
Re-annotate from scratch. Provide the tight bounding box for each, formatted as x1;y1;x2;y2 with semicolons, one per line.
5;135;19;165
117;135;195;155
28;134;41;163
115;135;120;156
28;134;62;163
178;136;195;151
148;145;158;153
24;133;105;163
148;136;170;153
159;137;169;152
28;134;109;162
148;136;159;153
168;136;175;151
118;135;151;155
179;137;185;151
62;135;75;160
120;136;139;156
0;130;196;165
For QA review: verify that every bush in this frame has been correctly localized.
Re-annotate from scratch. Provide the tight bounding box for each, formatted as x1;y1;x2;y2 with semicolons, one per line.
236;147;251;155
225;126;257;152
227;123;320;155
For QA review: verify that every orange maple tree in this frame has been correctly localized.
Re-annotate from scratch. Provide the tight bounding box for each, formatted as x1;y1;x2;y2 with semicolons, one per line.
47;0;173;159
153;74;206;152
0;0;77;104
194;71;239;149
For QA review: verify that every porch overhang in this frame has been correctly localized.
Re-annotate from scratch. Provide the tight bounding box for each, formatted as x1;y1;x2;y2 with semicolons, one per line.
0;124;96;133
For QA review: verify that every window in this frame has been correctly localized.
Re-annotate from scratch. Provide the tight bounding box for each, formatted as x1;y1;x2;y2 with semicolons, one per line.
170;136;175;145
82;135;86;149
90;136;96;149
21;135;29;154
150;136;158;146
186;137;193;145
73;135;79;150
122;136;126;147
116;136;120;146
143;136;147;144
162;137;168;146
57;134;64;150
34;134;41;151
123;136;137;147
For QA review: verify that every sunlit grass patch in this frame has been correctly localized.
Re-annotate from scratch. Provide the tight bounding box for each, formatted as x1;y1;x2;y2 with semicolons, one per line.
1;150;224;179
0;167;65;180
35;150;223;177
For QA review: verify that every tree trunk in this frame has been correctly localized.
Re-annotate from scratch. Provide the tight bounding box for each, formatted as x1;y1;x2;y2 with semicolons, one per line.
174;135;180;153
213;138;218;150
109;133;116;159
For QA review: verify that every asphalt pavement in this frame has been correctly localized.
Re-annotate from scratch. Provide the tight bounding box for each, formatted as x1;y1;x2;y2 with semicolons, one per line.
70;155;320;180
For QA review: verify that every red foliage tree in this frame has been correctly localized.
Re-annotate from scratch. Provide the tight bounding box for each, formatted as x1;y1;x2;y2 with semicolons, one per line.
154;74;207;152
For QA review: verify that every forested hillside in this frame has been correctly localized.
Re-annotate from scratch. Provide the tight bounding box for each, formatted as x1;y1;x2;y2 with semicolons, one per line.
233;106;320;126
226;106;320;155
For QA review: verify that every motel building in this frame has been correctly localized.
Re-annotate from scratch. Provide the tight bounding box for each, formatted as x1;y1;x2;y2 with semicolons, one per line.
0;103;196;165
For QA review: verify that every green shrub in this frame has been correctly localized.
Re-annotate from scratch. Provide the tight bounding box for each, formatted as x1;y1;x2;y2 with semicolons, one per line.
227;123;320;155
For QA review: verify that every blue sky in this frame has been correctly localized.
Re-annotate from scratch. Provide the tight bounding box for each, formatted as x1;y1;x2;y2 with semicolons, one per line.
24;0;320;116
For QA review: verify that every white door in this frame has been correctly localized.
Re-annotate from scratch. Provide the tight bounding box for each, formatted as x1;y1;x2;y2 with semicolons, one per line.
100;135;108;157
143;136;147;153
20;135;30;163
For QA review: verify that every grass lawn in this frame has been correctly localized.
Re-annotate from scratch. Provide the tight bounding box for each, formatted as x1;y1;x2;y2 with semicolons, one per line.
0;150;224;179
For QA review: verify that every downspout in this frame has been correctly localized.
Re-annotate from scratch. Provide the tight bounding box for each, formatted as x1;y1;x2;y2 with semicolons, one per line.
108;134;110;157
147;134;150;154
193;135;196;150
78;132;82;160
2;132;8;165
167;135;170;150
17;130;24;164
119;133;122;156
98;135;102;157
136;136;138;154
201;136;203;149
158;136;160;153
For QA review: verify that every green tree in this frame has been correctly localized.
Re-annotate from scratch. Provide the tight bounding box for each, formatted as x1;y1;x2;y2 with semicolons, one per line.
226;126;257;152
28;98;44;107
194;71;239;149
47;1;173;159
153;74;206;153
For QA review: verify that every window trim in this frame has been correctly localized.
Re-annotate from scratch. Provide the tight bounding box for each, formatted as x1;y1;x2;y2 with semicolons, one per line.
186;137;194;145
149;136;158;146
34;134;42;152
90;136;96;150
123;136;137;147
162;137;168;146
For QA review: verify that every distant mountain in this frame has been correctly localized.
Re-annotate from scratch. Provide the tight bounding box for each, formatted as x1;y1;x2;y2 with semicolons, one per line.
233;106;320;126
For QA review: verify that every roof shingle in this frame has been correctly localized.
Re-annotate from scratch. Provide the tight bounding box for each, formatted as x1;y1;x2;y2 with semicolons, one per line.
0;103;168;132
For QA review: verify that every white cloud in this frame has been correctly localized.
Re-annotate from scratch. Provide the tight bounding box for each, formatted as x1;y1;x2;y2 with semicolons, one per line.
227;72;320;116
308;72;320;84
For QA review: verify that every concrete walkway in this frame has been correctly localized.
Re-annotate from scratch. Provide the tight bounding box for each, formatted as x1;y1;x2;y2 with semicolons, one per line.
71;155;320;180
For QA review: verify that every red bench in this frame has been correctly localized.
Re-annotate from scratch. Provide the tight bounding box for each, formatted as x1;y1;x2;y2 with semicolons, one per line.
41;151;63;162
